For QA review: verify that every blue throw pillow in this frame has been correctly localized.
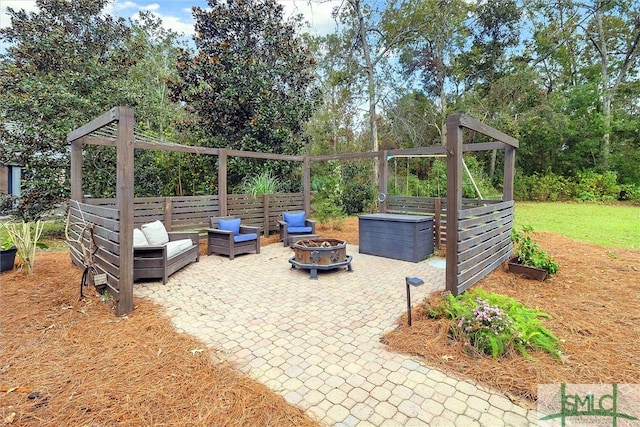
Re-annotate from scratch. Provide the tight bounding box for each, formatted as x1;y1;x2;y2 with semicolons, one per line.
218;218;241;236
284;211;306;227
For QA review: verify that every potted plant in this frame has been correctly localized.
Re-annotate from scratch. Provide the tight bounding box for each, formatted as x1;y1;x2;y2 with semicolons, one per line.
0;234;17;273
509;225;560;281
1;220;46;274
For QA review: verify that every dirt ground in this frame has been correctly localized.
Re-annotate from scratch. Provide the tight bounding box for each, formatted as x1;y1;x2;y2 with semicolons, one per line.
1;216;638;424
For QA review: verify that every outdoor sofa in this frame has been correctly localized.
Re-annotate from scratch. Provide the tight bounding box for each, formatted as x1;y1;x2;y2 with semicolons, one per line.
133;220;199;284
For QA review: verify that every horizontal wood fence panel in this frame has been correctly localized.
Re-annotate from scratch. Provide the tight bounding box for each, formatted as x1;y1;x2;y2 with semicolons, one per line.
171;205;219;215
458;208;513;230
69;206;120;231
458;200;513;219
457;217;511;251
458;231;511;268
456;246;512;293
68;200;122;294
457;226;511;262
458;214;512;242
452;199;515;295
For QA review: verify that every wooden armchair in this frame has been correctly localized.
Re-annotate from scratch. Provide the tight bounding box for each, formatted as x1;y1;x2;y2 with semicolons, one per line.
207;216;260;260
279;211;317;247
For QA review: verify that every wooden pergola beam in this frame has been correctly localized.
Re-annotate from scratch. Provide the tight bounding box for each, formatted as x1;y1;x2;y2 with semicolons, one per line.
67;107;120;143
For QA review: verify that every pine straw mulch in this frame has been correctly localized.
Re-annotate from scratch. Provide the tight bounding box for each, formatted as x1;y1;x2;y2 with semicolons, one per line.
382;231;640;408
0;251;320;426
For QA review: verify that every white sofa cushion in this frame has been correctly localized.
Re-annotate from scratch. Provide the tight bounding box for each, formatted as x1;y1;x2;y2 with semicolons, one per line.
133;228;149;247
141;220;169;246
165;239;193;259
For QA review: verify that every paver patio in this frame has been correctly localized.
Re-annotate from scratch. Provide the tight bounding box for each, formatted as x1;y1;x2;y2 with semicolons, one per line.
136;243;538;426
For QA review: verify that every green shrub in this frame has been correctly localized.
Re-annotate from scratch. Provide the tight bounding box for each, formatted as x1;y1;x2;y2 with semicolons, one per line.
511;225;560;274
239;171;283;196
340;181;374;215
514;172;571;202
311;196;345;225
575;170;620;202
426;289;561;360
618;184;640;202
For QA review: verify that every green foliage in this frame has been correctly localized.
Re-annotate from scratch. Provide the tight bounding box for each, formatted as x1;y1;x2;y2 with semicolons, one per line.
513;172;572;202
239;171;283;196
575;170;620;202
0;0;177;219
511;225;560;274
168;0;321;190
1;220;46;274
0;232;14;250
339;161;374;215
311;196;345;226
426;289;561;360
618;184;640;202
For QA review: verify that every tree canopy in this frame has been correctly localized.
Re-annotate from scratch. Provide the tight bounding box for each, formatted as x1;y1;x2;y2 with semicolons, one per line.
168;0;321;190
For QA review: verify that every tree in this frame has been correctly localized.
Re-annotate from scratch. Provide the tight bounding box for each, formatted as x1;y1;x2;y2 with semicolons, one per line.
0;0;143;220
526;0;640;172
461;0;521;178
168;0;321;191
392;0;470;146
321;0;422;184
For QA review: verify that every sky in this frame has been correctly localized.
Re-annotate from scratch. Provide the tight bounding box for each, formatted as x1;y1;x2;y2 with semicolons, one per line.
0;0;341;38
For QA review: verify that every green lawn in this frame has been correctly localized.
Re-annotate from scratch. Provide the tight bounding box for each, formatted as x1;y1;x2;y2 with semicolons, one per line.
514;202;639;249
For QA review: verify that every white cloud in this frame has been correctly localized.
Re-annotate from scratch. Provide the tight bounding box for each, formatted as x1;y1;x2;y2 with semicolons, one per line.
279;0;340;36
134;11;195;36
0;0;39;29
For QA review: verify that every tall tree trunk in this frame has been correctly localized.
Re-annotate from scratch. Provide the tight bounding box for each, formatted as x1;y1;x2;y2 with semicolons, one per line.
596;2;611;169
350;0;379;184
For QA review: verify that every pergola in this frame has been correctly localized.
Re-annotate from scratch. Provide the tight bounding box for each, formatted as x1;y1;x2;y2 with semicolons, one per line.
67;107;517;315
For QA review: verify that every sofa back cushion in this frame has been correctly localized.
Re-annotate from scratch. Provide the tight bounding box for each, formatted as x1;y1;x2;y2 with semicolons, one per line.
283;211;306;227
218;218;241;236
141;220;170;246
133;228;149;247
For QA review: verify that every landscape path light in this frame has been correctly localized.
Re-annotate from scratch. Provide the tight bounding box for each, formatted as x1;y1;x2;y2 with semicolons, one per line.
405;276;424;326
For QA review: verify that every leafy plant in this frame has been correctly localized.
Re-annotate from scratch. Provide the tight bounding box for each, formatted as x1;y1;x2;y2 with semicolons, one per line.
1;221;47;274
239;171;283;196
0;233;14;251
311;196;346;227
511;225;560;274
426;289;561;360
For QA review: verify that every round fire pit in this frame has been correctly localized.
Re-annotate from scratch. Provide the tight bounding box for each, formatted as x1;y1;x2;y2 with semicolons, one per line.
289;238;353;279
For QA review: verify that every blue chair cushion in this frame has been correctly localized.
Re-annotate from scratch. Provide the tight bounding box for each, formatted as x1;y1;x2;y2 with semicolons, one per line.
234;233;258;243
284;211;306;227
288;226;313;233
218;218;241;236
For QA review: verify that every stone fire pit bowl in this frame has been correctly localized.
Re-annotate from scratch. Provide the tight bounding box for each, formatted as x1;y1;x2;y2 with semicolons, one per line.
289;238;353;279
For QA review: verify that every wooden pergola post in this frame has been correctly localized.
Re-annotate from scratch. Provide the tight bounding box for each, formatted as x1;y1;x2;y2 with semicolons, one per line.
503;146;516;201
218;148;228;216
446;114;464;296
303;156;311;215
70;138;83;201
115;107;135;316
378;150;388;213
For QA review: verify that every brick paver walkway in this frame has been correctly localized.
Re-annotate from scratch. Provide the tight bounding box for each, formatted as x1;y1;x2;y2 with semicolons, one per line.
136;244;537;426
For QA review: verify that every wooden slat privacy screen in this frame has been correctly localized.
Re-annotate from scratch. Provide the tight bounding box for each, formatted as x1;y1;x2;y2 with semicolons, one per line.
68;201;121;298
454;200;514;294
85;194;305;236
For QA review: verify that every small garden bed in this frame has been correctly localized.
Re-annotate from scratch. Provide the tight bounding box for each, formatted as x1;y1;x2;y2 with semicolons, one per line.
382;231;640;407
